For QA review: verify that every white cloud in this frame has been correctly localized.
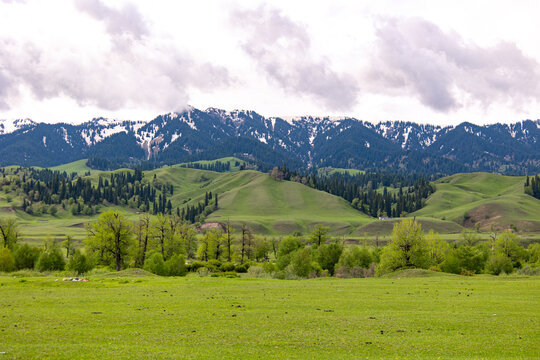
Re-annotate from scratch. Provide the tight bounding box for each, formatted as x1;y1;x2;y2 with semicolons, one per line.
230;5;359;111
0;0;539;125
365;17;540;112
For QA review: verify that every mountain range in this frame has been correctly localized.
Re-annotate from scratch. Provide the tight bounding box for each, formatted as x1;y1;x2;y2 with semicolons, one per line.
1;106;539;174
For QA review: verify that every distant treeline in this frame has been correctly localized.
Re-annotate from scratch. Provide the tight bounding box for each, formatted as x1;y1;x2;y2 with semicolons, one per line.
270;165;437;218
180;161;232;172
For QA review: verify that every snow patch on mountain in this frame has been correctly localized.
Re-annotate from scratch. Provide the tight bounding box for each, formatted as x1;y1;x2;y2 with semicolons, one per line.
0;118;36;135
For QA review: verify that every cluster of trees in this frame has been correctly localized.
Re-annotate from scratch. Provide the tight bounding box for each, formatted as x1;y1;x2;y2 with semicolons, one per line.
0;167;220;223
1;214;539;279
525;175;540;200
179;161;233;172
270;165;436;218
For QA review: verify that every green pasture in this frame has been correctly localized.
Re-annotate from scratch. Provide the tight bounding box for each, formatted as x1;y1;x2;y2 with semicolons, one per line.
0;272;538;359
414;172;540;232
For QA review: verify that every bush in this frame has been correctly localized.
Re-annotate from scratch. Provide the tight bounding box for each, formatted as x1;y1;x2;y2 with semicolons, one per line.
234;264;249;273
188;261;206;272
220;262;236;272
247;265;267;278
143;253;167;276
262;262;276;274
67;250;94;275
486;254;513;275
441;246;487;274
13;244;41;270
0;247;16;272
290;248;312;278
165;254;188;276
314;243;343;276
336;246;372;274
36;249;66;272
517;265;540;276
207;259;222;269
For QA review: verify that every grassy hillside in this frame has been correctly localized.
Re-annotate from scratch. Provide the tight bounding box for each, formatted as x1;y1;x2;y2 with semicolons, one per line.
207;173;373;235
0;166;373;243
412;172;540;232
49;159;96;174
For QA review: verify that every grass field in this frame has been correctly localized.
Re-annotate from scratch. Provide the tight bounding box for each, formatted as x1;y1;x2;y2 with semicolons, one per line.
0;271;538;359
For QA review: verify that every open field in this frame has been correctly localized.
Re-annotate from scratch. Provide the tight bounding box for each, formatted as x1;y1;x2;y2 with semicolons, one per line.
0;272;538;359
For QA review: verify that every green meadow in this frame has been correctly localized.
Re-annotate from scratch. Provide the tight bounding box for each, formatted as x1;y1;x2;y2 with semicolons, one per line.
0;271;538;359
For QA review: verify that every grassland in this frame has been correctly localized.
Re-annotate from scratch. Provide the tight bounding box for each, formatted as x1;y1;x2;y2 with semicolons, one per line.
0;272;538;359
413;172;540;232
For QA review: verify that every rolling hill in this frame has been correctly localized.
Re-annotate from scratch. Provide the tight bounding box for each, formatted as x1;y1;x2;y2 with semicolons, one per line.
412;172;540;232
2;159;540;245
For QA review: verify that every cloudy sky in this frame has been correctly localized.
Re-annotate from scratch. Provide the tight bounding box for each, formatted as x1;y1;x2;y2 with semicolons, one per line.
0;0;539;125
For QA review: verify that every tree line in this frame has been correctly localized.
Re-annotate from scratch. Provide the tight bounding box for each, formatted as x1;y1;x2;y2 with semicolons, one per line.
1;215;538;279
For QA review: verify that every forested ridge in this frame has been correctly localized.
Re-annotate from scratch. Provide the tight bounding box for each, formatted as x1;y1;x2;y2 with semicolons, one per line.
270;165;436;218
0;167;218;223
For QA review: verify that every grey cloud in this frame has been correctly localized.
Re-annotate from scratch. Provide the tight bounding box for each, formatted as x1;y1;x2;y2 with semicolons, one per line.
367;17;540;112
0;1;230;112
74;0;149;39
231;6;358;111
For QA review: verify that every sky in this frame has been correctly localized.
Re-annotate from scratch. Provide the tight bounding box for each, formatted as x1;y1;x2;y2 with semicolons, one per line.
0;0;539;125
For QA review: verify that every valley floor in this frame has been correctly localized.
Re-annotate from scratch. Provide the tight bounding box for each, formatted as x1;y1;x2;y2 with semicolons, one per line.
0;272;538;359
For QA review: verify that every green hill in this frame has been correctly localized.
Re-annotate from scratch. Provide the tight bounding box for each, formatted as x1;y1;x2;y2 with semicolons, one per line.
412;172;540;232
2;163;540;244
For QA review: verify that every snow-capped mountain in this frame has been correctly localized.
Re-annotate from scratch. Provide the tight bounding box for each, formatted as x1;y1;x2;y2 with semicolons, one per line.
0;107;539;175
0;118;36;135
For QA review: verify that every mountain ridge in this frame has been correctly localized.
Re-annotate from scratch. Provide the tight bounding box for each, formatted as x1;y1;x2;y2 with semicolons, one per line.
1;107;539;174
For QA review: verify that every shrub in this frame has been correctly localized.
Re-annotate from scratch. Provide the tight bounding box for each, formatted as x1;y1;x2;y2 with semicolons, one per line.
441;246;487;274
220;262;236;272
247;265;267;278
262;262;276;274
314;243;343;276
486;254;513;275
517;265;540;276
143;253;167;276
67;250;94;275
234;264;249;273
165;254;188;276
276;253;292;270
290;248;312;278
13;244;41;270
0;247;16;272
188;261;207;272
337;246;372;271
36;249;66;272
207;259;222;269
